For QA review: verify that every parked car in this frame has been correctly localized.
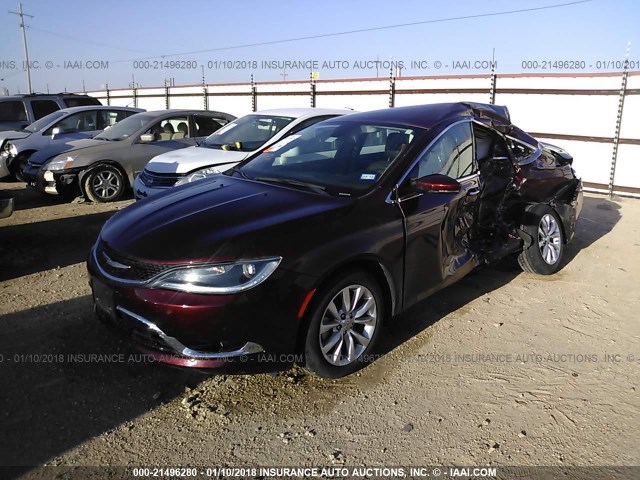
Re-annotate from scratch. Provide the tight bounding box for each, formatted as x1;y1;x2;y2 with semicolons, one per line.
134;108;353;199
22;109;236;202
88;102;583;378
0;105;143;180
0;93;101;132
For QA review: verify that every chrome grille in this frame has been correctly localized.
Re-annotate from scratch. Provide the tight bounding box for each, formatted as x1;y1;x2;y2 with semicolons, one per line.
139;169;183;188
96;241;174;282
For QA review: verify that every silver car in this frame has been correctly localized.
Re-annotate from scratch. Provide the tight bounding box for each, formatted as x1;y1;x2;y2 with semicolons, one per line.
0;105;143;180
134;108;353;200
24;109;236;202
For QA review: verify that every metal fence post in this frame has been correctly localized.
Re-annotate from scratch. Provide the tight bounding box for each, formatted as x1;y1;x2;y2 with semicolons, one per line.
105;83;110;106
164;80;170;109
310;72;316;108
132;86;137;108
389;67;395;108
202;66;208;110
608;69;629;198
489;72;497;105
251;74;257;112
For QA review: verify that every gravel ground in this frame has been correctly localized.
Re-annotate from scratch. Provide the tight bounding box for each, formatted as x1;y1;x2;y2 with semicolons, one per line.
0;182;638;479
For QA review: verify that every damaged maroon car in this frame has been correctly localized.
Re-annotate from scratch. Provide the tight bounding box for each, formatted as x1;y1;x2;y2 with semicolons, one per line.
88;102;583;378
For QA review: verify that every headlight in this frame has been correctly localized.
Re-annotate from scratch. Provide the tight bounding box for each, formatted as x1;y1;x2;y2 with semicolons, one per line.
45;156;75;171
149;257;281;294
4;143;17;157
174;166;222;187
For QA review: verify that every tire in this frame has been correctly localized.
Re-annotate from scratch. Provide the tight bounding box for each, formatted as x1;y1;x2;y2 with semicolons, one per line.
517;204;564;275
8;154;29;182
83;164;126;203
304;271;385;378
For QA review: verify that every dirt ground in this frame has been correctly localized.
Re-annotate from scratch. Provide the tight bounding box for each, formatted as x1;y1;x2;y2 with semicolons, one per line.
0;182;638;478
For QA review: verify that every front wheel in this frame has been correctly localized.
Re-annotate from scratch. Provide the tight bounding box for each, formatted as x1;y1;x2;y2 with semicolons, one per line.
9;153;30;182
518;204;564;275
304;271;385;378
83;165;126;203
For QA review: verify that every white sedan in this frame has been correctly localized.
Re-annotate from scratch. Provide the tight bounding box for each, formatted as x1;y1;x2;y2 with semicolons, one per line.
133;108;353;200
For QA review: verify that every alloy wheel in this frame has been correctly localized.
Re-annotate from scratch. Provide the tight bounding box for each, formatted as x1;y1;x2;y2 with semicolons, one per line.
538;213;562;265
92;170;121;200
318;284;377;366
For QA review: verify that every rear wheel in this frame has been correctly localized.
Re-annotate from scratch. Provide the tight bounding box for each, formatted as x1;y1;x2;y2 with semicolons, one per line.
304;271;384;378
83;165;126;203
518;204;564;275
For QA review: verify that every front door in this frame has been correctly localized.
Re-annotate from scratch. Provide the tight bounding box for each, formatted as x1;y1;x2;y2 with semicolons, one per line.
397;121;481;307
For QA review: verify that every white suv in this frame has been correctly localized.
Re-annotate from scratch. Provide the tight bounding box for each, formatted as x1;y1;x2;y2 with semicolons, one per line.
134;108;353;200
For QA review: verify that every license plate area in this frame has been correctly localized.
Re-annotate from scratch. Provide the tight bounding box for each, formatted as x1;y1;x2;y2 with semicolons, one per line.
92;278;115;317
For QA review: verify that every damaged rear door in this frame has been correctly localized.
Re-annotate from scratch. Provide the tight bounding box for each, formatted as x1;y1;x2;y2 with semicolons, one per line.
397;120;481;307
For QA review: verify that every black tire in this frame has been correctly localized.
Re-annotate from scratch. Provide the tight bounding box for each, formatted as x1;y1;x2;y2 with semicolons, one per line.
304;271;385;378
8;154;29;182
83;164;126;203
518;204;564;275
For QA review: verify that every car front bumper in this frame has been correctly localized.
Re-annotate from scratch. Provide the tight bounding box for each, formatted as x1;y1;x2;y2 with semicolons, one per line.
133;175;168;201
87;244;315;369
23;163;80;196
0;152;10;178
0;197;13;219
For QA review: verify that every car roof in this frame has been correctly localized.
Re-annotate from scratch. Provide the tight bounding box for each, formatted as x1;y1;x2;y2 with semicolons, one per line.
0;93;94;100
248;107;355;119
134;109;233;118
335;102;512;130
55;106;144;114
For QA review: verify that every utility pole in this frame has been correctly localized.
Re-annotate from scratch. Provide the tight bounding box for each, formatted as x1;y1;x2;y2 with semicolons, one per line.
9;3;34;94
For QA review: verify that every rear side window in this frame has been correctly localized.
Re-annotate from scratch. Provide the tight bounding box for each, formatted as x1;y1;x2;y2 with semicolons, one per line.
193;115;228;137
31;100;60;120
63;96;101;107
0;101;27;122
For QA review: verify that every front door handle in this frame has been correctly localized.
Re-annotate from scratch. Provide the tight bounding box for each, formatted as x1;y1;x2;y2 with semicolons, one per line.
467;187;481;196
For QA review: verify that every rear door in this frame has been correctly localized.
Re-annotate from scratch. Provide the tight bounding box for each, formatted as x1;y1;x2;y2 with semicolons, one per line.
397;121;481;307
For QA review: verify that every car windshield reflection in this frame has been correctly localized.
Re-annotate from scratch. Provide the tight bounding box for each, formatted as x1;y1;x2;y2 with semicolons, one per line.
233;121;422;196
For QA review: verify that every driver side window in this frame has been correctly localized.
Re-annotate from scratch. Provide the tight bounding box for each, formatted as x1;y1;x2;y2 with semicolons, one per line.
411;122;474;180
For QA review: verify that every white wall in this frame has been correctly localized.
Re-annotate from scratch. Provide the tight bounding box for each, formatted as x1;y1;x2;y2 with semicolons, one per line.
87;72;640;195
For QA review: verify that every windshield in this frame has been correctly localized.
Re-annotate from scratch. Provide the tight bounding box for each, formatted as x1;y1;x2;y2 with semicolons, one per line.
94;112;156;141
203;114;295;152
24;111;67;132
232;120;423;196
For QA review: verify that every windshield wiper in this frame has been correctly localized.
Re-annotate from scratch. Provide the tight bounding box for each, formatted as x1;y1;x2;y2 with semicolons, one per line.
254;176;328;195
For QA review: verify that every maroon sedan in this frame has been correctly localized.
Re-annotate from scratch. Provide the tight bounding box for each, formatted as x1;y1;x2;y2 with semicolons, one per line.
88;103;583;378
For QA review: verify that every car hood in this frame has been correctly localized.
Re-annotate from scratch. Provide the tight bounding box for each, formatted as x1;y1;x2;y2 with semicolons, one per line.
146;146;248;174
100;176;354;263
0;130;31;145
30;138;114;165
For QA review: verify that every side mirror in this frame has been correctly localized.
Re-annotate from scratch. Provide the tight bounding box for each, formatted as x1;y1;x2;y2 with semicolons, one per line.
51;127;61;139
139;133;155;143
411;173;462;193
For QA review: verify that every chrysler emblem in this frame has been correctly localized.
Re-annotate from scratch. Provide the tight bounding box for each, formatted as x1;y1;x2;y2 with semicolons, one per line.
103;252;131;270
